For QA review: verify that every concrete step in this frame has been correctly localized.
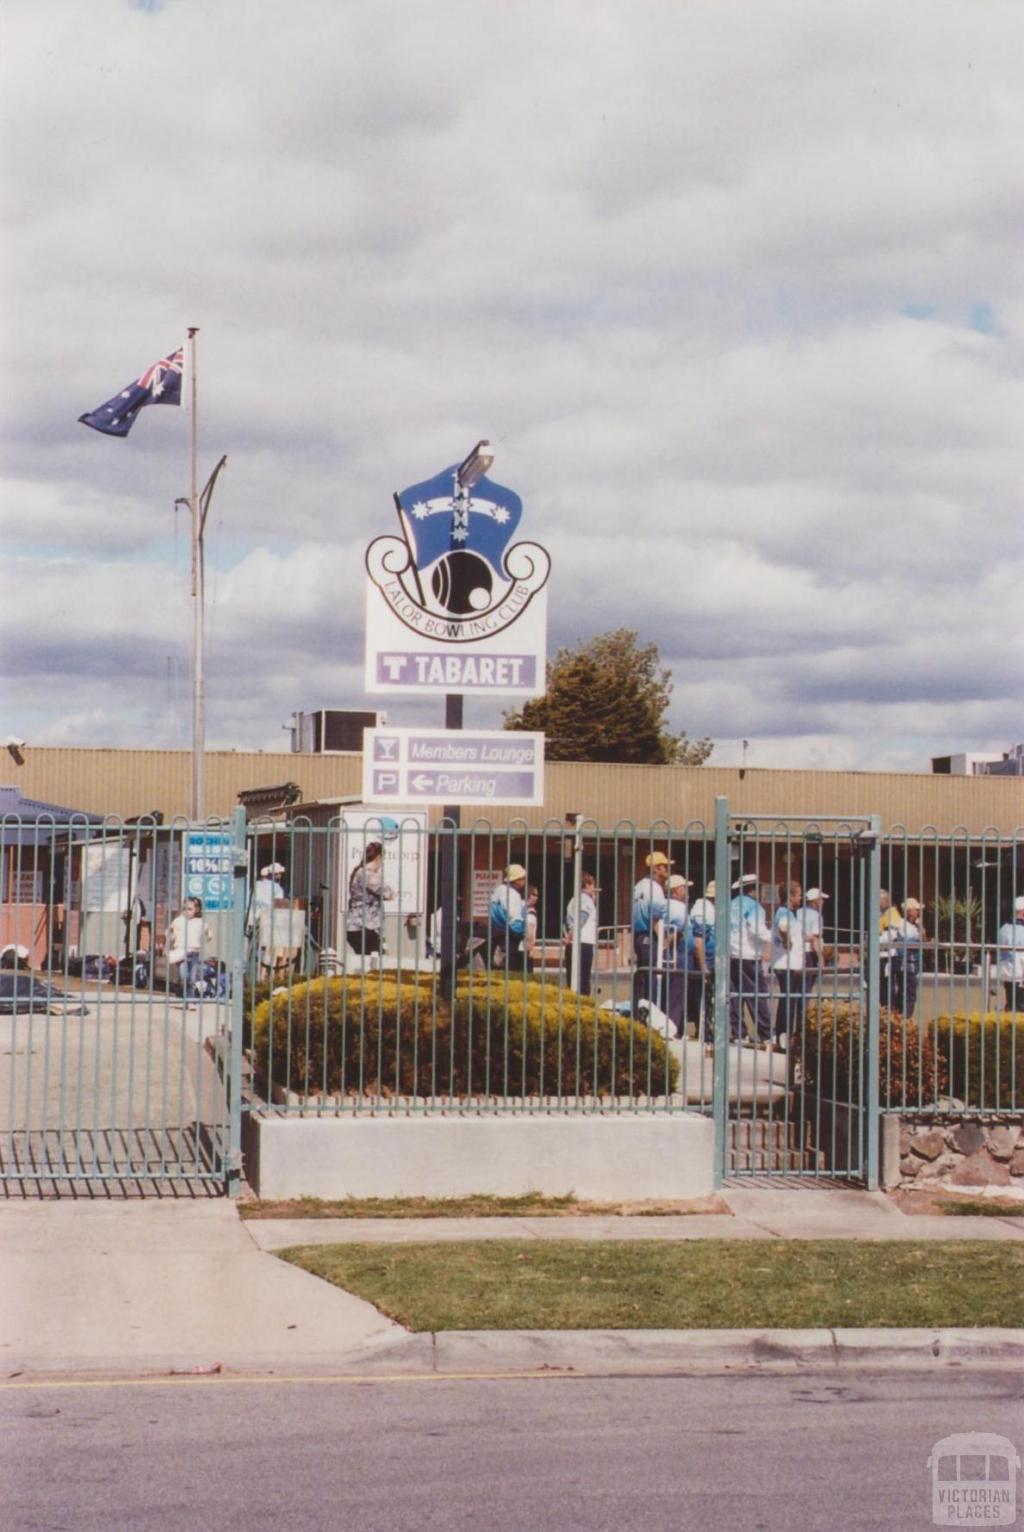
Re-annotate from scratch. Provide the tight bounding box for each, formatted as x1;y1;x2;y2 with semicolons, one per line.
726;1114;826;1173
728;1117;807;1149
728;1147;827;1172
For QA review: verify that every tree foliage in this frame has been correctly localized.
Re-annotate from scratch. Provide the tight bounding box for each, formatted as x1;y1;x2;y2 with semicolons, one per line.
504;629;713;766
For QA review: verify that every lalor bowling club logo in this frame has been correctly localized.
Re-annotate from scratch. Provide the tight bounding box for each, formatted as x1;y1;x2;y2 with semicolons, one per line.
365;444;551;643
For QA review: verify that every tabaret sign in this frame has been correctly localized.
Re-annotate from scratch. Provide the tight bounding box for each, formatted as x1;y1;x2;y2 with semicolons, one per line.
365;448;549;696
363;727;545;807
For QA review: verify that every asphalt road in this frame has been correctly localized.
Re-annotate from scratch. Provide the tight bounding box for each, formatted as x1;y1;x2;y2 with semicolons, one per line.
2;1369;1020;1531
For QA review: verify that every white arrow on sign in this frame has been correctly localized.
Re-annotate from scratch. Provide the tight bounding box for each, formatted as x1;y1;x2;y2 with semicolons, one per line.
411;772;435;790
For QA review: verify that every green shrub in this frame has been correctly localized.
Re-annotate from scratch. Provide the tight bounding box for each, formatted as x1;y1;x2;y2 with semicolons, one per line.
250;973;679;1102
801;999;946;1107
934;1012;1024;1110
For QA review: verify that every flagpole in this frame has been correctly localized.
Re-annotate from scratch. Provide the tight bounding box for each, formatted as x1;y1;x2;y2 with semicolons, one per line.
188;326;203;822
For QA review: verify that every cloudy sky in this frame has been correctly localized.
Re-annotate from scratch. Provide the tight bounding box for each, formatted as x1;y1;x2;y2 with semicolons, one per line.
2;0;1021;772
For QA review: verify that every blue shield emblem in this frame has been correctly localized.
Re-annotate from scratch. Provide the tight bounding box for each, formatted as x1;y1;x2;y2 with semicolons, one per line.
395;465;523;617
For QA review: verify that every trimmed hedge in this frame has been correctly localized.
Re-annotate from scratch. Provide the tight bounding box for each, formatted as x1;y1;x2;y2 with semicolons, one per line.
934;1012;1024;1111
801;999;946;1106
250;973;679;1102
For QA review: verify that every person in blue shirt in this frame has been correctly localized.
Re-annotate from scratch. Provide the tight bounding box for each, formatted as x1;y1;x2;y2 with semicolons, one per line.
664;874;693;1033
632;851;671;1009
489;864;528;970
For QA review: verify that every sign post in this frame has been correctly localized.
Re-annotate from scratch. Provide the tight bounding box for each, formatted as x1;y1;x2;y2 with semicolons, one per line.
364;443;550;994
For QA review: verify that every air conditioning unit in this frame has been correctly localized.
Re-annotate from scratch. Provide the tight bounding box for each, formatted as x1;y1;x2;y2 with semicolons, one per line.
290;709;386;754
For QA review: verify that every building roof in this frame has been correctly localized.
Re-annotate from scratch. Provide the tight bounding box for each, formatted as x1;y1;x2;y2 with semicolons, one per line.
0;784;104;846
3;748;1023;838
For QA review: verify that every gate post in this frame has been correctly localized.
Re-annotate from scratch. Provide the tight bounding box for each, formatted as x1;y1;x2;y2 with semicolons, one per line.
711;796;731;1188
226;806;249;1195
865;813;882;1189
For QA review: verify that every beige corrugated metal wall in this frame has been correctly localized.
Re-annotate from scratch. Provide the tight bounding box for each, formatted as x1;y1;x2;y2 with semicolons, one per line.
3;746;1022;834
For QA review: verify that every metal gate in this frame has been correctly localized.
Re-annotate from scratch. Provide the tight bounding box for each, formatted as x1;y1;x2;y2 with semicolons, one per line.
0;811;246;1194
711;802;881;1186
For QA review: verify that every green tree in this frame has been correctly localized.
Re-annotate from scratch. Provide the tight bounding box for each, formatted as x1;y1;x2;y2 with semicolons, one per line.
504;629;713;765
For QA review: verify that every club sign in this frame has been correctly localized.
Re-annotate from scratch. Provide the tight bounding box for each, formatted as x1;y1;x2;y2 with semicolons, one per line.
365;451;550;696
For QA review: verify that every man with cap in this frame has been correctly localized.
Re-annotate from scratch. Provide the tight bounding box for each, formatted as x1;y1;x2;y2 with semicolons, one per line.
632;851;671;1009
729;873;772;1045
564;871;599;996
489;864;528;970
996;897;1024;1013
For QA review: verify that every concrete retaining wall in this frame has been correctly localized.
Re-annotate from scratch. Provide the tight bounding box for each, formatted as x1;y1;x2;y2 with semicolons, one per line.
243;1111;715;1201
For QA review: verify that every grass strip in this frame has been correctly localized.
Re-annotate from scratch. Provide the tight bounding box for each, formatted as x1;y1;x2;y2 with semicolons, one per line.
278;1239;1024;1332
239;1193;724;1220
937;1198;1024;1218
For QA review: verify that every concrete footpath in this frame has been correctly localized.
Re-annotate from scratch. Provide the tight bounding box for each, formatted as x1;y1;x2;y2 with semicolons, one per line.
1;1189;1021;1381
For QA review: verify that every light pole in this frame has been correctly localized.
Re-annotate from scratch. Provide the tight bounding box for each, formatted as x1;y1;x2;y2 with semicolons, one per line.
175;452;228;823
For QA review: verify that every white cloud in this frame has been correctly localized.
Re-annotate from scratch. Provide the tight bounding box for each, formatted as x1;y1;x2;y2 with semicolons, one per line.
1;0;1022;775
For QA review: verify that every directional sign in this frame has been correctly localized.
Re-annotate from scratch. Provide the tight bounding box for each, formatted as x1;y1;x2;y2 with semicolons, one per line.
362;728;545;807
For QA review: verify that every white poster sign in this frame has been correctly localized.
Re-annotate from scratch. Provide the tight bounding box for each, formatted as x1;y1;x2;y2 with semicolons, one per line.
338;808;428;917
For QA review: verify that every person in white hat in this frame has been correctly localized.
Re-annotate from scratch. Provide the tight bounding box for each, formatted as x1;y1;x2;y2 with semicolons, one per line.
632;851;672;1009
564;872;599;996
996;896;1024;1012
771;881;806;1047
664;874;696;1032
688;880;716;1041
254;862;286;911
248;860;288;975
489;864;528;970
729;873;772;1045
799;887;829;989
880;896;925;1018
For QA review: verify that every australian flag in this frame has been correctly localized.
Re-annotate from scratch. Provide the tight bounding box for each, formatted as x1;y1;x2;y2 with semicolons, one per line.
78;345;184;438
395;464;523;584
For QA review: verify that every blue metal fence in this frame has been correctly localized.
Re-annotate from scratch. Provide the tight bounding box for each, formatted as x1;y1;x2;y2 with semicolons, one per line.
1;800;1019;1193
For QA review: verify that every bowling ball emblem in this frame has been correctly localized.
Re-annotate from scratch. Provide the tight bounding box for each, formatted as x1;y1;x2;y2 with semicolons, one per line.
431;550;493;615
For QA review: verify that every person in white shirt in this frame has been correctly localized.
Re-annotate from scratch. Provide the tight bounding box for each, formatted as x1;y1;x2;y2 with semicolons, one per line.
564;872;598;996
688;881;716;1041
996;896;1024;1012
729;874;772;1045
798;886;828;1020
525;885;540;974
772;882;805;1047
167;896;212;1006
249;861;287;975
